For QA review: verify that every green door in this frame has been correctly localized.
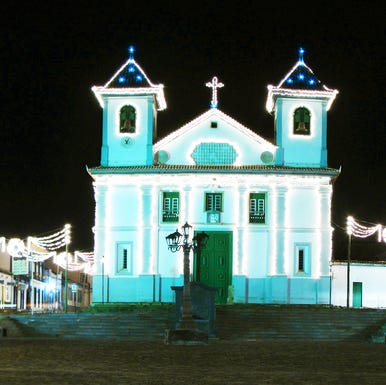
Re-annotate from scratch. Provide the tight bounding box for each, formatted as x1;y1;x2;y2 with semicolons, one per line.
194;231;232;304
352;282;362;308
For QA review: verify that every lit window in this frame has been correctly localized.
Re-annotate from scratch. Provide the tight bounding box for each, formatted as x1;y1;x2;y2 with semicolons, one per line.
162;192;179;223
119;105;136;133
249;193;266;224
293;107;311;135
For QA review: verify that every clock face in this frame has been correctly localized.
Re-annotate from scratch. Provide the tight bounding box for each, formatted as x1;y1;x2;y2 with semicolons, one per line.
120;137;133;147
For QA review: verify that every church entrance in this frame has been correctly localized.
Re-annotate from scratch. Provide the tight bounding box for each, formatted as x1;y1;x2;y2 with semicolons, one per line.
194;231;232;304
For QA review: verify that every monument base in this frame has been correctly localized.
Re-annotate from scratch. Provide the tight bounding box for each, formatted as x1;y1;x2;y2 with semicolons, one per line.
164;329;208;345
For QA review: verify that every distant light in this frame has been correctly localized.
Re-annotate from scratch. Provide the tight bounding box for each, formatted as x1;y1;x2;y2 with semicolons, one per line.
298;47;305;63
128;45;135;60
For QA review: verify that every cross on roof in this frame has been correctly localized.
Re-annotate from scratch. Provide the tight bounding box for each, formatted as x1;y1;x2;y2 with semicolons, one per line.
206;76;224;108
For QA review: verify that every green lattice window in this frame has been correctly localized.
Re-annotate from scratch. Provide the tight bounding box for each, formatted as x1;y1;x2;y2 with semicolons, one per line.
192;143;237;165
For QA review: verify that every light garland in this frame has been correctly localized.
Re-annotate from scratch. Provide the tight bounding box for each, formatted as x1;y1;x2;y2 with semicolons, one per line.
29;224;71;251
74;251;95;263
0;237;5;252
346;216;386;243
55;252;94;273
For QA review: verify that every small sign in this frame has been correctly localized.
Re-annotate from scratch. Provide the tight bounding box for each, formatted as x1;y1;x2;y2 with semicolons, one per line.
71;283;77;293
12;257;28;275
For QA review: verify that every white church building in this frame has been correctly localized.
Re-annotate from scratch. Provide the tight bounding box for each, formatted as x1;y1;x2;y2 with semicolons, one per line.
88;47;339;305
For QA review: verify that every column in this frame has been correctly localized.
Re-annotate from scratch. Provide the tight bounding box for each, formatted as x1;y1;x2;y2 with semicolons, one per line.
275;185;287;275
141;185;153;274
319;184;333;276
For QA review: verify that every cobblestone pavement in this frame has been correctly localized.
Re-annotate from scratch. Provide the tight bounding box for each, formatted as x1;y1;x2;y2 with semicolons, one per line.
0;338;385;384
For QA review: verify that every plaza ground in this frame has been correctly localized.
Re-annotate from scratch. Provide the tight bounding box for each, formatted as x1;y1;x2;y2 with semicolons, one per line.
0;338;385;384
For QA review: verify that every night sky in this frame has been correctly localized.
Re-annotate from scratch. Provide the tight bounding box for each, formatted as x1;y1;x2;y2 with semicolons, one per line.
1;2;384;259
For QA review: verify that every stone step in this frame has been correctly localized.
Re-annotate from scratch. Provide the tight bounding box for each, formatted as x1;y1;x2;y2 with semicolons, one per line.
7;305;386;342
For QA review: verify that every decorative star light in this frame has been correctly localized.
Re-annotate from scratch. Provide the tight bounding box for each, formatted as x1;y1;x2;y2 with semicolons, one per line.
206;76;224;108
298;47;305;63
128;45;135;61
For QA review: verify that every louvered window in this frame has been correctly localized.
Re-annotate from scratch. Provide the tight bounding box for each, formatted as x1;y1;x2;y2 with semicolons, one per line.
162;192;179;222
117;243;132;275
205;193;223;212
249;193;266;224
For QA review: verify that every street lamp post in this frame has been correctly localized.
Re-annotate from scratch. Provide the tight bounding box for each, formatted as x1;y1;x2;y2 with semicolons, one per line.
166;222;208;330
346;217;352;308
64;224;71;313
101;256;105;305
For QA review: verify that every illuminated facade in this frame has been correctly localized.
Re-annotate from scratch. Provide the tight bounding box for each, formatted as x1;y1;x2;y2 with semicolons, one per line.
89;48;339;304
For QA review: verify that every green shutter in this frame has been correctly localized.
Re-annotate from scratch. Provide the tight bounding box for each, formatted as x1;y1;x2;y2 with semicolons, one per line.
205;193;223;212
249;193;266;224
162;192;179;222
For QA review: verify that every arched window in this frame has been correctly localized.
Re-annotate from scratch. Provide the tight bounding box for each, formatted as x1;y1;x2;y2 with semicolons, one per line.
293;107;311;135
119;105;136;133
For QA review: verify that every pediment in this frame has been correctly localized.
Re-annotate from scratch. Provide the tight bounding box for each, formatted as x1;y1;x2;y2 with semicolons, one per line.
154;109;276;166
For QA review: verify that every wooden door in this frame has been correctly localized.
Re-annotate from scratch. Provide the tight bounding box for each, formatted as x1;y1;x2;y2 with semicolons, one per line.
352;282;362;308
194;231;232;303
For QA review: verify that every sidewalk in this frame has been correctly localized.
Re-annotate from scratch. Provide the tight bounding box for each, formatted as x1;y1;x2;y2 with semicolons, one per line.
0;338;385;384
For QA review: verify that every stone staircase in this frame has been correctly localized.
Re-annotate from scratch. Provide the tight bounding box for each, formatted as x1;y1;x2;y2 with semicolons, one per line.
9;311;174;340
4;305;386;342
0;316;47;338
214;305;386;342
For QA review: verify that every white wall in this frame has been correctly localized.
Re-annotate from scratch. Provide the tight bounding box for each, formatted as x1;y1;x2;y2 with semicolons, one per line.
331;263;386;308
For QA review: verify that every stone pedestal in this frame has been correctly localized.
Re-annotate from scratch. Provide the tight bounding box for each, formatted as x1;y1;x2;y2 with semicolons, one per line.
171;281;218;336
164;329;208;345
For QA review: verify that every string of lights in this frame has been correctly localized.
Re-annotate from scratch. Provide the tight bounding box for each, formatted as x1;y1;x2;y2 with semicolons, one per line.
29;224;71;251
346;216;385;242
55;252;94;273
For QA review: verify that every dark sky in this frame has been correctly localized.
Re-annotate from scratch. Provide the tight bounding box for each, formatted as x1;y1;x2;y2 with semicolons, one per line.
1;2;385;258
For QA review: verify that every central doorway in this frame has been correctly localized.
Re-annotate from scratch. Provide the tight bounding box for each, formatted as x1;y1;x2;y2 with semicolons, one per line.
193;231;232;304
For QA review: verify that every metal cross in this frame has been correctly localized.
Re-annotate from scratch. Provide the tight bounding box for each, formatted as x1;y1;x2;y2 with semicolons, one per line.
206;76;224;108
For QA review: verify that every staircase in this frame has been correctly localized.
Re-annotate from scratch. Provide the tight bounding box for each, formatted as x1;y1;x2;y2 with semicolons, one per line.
0;316;47;338
10;311;174;340
5;305;386;342
215;305;386;342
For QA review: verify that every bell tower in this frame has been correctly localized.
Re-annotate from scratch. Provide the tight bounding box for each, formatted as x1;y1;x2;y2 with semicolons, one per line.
266;48;338;168
92;46;166;166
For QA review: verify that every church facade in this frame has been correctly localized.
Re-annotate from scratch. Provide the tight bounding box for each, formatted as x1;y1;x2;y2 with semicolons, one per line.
88;48;339;304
